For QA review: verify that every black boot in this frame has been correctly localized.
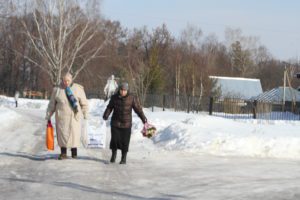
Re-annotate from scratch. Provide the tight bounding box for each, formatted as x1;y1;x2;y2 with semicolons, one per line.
58;147;67;160
110;150;117;163
120;152;127;164
71;148;77;158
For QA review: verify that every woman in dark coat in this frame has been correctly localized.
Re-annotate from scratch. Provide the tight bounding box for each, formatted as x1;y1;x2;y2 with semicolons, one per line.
103;82;147;164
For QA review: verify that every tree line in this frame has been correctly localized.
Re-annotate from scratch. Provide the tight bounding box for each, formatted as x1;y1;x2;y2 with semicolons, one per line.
1;0;300;105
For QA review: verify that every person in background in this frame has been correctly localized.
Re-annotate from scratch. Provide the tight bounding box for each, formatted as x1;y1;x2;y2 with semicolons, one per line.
103;82;147;164
14;91;20;108
104;75;118;100
45;72;89;160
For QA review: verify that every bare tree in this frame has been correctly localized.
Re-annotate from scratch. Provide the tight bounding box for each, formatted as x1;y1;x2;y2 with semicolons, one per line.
128;59;156;106
225;27;259;77
124;28;155;105
179;25;203;97
0;0;16;20
123;25;173;105
20;0;110;85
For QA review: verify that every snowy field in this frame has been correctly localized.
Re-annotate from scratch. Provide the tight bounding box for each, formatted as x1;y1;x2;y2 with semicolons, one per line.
1;95;300;200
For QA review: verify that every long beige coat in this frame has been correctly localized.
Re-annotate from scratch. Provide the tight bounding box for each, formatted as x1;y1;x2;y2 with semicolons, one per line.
46;83;88;148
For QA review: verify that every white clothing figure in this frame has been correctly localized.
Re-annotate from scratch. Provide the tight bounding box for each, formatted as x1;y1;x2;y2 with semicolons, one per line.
104;75;118;100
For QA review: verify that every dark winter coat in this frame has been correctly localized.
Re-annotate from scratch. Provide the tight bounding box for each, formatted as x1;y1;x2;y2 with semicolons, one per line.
103;93;147;128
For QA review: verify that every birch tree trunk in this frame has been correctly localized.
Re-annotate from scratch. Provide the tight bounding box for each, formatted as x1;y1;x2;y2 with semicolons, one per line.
20;0;109;86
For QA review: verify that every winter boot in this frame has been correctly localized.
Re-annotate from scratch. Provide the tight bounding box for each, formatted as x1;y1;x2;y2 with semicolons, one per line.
119;152;127;164
71;148;77;159
110;150;117;163
58;147;67;160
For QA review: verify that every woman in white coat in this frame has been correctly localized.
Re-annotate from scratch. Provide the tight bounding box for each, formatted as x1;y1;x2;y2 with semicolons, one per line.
46;73;88;159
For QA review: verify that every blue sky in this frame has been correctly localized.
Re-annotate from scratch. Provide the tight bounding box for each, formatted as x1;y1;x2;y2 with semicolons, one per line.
101;0;300;61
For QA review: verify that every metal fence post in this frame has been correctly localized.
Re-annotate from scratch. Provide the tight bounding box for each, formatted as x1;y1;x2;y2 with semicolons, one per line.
187;96;190;113
209;97;214;115
152;95;154;112
151;94;154;112
163;94;166;111
253;100;257;119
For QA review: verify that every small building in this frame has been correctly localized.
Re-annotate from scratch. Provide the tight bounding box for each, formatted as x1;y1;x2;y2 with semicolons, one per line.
252;87;300;103
209;76;263;100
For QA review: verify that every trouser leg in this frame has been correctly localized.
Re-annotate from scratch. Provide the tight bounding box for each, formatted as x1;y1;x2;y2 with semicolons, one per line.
110;149;117;163
61;147;67;155
120;150;127;164
71;148;77;158
58;147;67;160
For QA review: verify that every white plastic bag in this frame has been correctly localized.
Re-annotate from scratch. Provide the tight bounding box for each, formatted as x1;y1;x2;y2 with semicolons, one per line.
81;120;89;148
81;120;107;149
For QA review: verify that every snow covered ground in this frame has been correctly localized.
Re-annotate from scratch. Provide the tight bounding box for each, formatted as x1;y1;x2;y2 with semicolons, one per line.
1;95;300;199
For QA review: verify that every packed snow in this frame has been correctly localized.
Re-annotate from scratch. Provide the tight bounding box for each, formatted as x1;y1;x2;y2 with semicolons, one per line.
1;95;300;160
1;95;300;200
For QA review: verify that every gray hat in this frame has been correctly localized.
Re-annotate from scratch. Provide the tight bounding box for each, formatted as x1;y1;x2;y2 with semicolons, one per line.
120;82;129;90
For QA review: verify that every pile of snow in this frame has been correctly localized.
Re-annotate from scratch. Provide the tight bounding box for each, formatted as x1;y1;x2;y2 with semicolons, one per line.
1;95;300;160
0;95;48;110
150;114;300;159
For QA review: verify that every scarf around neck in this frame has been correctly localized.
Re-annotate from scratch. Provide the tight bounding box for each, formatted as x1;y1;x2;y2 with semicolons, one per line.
65;86;78;112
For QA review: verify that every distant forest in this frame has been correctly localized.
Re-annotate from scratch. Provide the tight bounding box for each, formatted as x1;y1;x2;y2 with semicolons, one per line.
1;0;300;102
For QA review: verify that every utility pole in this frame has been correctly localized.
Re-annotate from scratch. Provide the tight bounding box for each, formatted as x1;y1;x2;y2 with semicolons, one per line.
282;66;286;111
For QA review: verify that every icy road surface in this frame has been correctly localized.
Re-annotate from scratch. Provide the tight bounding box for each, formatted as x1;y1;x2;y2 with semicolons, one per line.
0;108;300;200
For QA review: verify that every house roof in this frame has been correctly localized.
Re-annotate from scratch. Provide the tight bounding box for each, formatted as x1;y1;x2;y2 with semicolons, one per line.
209;76;263;100
252;87;300;102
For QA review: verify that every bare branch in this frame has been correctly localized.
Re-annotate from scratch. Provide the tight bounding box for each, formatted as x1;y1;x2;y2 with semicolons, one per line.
20;0;107;85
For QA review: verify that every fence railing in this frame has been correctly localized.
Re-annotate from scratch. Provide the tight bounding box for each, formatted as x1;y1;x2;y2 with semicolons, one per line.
143;94;210;113
86;92;300;121
86;92;210;113
22;90;48;99
209;97;300;121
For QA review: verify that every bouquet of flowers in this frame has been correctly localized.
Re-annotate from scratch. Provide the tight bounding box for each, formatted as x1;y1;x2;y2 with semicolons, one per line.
141;123;157;138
